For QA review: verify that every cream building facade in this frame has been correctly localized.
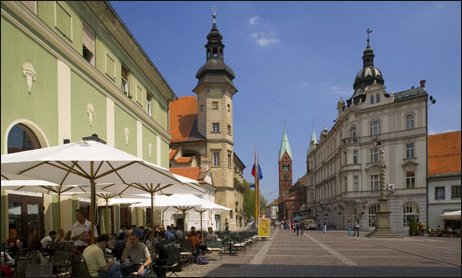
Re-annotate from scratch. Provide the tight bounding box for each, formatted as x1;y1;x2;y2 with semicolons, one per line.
306;36;432;234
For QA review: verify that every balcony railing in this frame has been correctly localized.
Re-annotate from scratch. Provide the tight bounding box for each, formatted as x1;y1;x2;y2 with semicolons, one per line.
342;137;360;144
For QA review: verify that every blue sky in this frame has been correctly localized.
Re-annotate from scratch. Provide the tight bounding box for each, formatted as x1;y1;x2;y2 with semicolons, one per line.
110;1;461;203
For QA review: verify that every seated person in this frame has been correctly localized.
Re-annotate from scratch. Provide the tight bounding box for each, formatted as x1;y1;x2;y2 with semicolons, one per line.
152;231;174;278
121;233;151;277
82;234;122;278
113;232;127;261
41;230;58;252
195;232;207;255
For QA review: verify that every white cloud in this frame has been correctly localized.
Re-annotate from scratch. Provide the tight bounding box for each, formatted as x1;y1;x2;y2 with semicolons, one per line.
251;32;280;47
249;16;260;25
429;128;456;135
248;16;279;47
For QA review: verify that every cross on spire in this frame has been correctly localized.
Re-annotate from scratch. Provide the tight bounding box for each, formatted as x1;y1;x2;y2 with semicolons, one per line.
212;3;217;24
366;28;373;48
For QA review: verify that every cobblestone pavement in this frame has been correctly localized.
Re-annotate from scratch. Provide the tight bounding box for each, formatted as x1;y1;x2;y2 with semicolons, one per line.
175;227;461;277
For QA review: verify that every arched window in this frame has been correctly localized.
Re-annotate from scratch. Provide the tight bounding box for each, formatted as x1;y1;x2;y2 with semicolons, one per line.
370;120;381;136
402;202;419;227
406;114;415;129
368;204;378;227
7;123;41;153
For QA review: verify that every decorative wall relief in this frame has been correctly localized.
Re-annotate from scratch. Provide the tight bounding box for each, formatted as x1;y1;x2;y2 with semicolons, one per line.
22;63;36;93
86;103;95;127
123;127;130;145
148;143;152;158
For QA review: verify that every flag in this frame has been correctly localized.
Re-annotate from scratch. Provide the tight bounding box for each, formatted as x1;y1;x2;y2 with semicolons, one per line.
249;183;255;190
251;162;263;180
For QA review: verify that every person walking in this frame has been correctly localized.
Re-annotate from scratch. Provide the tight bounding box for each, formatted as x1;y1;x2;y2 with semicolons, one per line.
353;219;360;237
347;220;351;237
322;217;327;234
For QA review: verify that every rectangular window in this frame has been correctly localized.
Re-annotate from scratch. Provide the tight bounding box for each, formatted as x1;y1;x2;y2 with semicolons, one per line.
212;151;220;167
353;150;359;164
228;152;232;168
451;185;461;199
406;143;415;159
343;151;347;165
435;186;445;200
82;23;95;65
212;101;218;110
227;125;232;135
121;65;129;96
406;171;415;189
212;123;220;133
370;95;374;104
376;94;380;103
370;148;379;163
370;175;379;191
353;175;359;192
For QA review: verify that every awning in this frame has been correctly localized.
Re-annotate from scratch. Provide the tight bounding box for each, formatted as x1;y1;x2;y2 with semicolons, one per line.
440;210;461;220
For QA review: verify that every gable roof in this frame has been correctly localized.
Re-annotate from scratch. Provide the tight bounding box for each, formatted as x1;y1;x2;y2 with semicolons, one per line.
428;131;461;176
170;167;201;181
169;96;205;143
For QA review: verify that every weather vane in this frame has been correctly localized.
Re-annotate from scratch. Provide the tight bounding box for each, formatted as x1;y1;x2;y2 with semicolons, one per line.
366;28;373;48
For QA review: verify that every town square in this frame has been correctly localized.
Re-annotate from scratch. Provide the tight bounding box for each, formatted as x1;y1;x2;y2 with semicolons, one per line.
1;1;460;277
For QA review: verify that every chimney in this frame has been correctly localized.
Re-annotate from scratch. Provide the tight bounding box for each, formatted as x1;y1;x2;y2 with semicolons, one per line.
420;80;426;88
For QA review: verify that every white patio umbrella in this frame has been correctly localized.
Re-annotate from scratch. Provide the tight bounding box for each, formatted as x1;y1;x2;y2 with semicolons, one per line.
0;136;193;242
195;200;232;232
440;210;461;221
152;193;206;232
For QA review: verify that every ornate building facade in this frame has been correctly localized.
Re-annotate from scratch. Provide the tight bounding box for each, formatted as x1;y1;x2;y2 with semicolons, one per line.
306;34;432;234
168;12;245;231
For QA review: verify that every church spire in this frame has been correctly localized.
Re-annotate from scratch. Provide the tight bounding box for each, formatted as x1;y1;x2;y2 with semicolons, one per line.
308;128;318;153
279;126;293;160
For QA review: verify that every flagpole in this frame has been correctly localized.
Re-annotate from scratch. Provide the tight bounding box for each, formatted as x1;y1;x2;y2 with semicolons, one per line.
255;152;259;226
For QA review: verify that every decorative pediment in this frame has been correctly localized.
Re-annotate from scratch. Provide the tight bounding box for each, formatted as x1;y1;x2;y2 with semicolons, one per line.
401;160;419;171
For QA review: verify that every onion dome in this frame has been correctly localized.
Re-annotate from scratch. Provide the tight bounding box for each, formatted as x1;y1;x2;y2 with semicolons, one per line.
195;11;235;81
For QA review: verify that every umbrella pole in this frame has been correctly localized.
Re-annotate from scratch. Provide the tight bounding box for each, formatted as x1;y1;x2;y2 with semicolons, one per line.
183;210;186;233
90;179;96;244
57;192;61;231
105;199;110;236
200;211;203;232
151;194;155;232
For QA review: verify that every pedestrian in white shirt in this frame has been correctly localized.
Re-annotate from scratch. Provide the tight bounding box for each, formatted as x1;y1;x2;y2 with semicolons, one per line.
71;208;98;254
40;230;57;251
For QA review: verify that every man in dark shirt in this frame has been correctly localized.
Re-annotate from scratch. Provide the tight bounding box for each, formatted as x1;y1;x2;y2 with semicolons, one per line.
152;231;173;277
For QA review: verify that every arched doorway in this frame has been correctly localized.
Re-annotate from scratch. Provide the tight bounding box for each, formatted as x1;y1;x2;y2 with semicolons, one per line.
6;123;44;240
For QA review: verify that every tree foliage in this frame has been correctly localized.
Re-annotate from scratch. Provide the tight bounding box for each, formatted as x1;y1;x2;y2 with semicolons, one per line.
242;179;267;224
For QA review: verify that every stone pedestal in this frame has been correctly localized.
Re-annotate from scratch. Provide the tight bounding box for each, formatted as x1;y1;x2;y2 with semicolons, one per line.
367;197;402;238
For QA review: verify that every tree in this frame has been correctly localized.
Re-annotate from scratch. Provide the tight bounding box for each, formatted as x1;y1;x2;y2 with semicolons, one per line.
242;179;268;224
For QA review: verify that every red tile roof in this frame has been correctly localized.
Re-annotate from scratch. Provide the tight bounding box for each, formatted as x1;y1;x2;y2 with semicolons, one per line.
169;148;179;160
170;167;201;181
428;131;461;176
175;157;193;164
169;96;198;143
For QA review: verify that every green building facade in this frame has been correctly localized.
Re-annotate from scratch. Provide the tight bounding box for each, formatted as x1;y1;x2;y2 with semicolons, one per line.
1;1;175;241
